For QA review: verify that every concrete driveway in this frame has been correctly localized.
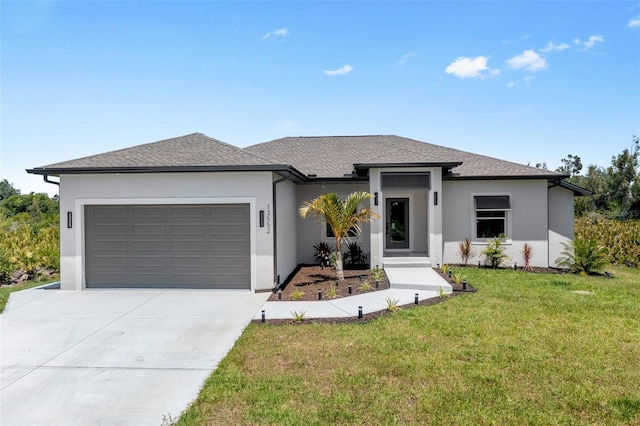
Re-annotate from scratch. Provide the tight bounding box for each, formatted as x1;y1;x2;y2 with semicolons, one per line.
0;287;268;426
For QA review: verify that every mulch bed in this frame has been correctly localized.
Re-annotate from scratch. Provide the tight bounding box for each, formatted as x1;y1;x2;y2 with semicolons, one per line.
254;264;477;325
267;264;390;302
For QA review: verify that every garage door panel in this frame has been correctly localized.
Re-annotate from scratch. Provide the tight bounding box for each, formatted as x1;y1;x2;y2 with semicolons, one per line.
93;224;127;235
131;256;166;267
93;256;127;267
132;240;167;251
132;224;166;235
170;206;206;218
132;273;168;285
93;273;128;286
93;207;127;218
171;240;206;251
93;240;127;251
131;207;166;218
171;256;207;267
85;204;250;289
171;224;205;235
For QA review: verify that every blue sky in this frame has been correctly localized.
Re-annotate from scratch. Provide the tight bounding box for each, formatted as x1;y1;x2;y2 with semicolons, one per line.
2;1;639;196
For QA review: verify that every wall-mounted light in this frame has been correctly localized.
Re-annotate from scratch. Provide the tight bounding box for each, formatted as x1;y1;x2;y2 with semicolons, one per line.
434;191;438;206
374;192;379;206
67;212;73;229
259;210;265;227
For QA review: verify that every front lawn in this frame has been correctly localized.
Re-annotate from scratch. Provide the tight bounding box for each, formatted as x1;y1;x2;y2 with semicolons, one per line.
178;267;640;425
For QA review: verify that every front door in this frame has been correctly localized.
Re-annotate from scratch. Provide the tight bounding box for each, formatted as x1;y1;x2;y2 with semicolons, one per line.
385;198;409;249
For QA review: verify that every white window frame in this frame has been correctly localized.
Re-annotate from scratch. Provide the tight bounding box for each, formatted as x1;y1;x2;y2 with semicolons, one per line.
471;193;512;243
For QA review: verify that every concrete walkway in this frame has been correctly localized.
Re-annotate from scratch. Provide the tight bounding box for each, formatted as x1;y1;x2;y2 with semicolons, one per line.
1;287;268;426
256;266;452;321
256;288;443;320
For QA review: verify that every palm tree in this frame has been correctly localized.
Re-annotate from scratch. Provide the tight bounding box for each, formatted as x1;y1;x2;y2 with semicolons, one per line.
299;191;380;281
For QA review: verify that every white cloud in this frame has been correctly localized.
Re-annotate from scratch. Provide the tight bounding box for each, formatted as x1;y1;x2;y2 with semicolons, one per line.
539;41;571;53
506;49;547;72
445;56;497;79
324;64;353;76
506;82;516;88
262;27;288;40
398;52;417;65
574;35;604;50
524;75;536;86
628;15;640;27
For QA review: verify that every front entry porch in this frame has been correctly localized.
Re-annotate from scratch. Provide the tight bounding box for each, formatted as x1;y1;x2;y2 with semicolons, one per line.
382;253;450;292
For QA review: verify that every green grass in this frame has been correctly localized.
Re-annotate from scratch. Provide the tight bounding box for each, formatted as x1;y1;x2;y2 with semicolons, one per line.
0;277;58;313
178;267;640;425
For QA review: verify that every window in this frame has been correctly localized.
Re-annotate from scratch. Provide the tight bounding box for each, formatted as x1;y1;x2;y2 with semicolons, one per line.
474;195;510;239
325;224;358;238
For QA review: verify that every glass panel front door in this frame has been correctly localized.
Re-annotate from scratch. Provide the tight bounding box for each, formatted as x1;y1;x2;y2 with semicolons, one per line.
385;198;409;249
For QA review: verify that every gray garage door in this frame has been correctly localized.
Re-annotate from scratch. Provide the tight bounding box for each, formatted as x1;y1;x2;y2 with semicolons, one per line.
85;204;250;289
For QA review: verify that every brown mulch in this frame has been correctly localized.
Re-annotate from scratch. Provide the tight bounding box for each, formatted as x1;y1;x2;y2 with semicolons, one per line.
255;264;477;325
267;264;390;302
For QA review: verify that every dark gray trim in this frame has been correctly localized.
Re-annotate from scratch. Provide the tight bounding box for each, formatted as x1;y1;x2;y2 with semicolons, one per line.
301;176;369;184
444;174;568;181
354;162;462;170
27;165;307;182
43;175;60;186
552;180;592;196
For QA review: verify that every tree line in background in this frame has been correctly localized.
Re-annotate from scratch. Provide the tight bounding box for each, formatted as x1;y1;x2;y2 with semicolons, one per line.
545;136;640;220
539;136;640;269
0;180;59;284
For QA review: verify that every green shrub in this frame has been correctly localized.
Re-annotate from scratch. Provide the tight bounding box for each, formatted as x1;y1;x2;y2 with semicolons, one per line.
343;241;367;266
556;237;609;275
291;290;305;300
313;242;334;268
575;217;640;267
481;236;509;268
0;218;59;283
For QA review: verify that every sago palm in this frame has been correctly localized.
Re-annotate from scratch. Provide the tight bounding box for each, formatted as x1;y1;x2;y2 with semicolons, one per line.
299;192;380;281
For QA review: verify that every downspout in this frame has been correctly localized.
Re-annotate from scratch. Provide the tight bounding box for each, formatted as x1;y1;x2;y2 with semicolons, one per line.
43;175;60;186
272;170;292;292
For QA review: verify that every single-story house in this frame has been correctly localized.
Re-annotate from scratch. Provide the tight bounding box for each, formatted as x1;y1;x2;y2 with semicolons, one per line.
28;133;589;291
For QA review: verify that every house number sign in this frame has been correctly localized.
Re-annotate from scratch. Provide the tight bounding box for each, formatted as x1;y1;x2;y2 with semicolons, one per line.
266;204;271;234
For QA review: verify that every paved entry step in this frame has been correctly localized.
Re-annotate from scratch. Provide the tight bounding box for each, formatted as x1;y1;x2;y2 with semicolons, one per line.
385;267;452;293
383;257;432;268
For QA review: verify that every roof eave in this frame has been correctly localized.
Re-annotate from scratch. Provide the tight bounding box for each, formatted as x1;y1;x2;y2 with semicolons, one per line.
443;174;568;181
554;180;593;196
354;161;463;170
26;164;308;181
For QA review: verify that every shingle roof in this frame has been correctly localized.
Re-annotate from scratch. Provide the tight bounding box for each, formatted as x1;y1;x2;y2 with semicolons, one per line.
244;135;565;179
33;133;277;170
29;133;566;180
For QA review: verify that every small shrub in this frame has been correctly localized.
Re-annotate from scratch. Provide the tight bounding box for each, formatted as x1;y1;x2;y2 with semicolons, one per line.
459;238;475;265
441;264;451;275
313;242;334;268
556;237;609;275
343;241;367;266
291;310;306;322
521;243;534;271
359;280;373;292
291;290;305;300
385;297;400;312
371;265;383;282
326;285;338;299
451;272;463;285
482;236;509;268
437;286;450;299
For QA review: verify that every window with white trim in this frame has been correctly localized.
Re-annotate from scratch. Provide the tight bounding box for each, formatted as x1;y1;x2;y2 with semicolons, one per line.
474;195;511;239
